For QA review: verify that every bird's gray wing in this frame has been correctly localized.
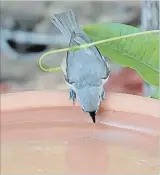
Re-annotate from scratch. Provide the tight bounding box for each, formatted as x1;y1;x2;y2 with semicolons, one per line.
65;32;110;84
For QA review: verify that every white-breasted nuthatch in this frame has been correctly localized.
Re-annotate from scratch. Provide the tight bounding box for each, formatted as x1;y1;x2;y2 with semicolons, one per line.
52;10;110;123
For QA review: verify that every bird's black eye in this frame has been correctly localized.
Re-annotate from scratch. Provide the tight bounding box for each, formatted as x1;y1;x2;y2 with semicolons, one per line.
64;76;75;85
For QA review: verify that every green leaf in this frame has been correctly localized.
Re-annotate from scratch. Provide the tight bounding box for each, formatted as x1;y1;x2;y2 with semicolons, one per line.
83;23;160;87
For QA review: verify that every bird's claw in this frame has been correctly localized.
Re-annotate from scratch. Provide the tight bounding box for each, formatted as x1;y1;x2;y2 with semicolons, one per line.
69;88;76;105
101;88;105;101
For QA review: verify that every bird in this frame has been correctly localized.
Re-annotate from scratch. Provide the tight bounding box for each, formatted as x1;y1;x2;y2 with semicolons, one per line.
51;9;110;123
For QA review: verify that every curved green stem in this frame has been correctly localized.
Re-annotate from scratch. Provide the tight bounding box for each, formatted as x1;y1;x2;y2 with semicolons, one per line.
38;30;159;72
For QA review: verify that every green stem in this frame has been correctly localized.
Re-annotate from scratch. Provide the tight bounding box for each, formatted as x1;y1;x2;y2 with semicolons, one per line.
38;30;159;72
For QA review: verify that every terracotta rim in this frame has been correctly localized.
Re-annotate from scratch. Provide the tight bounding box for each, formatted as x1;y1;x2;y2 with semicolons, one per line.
1;91;160;140
1;90;159;118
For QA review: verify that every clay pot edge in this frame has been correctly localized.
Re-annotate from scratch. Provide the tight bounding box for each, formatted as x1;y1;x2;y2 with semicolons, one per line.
1;90;160;118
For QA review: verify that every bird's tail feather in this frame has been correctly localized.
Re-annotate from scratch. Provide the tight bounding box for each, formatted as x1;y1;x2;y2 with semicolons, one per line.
51;9;78;39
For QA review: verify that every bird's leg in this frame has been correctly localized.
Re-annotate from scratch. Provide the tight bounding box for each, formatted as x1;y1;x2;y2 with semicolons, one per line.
69;88;76;105
101;88;105;101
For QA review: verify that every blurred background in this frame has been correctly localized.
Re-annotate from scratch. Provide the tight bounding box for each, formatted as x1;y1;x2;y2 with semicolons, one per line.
0;1;159;95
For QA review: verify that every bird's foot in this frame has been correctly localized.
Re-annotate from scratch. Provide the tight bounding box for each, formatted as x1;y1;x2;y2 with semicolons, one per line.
101;88;105;101
69;88;76;105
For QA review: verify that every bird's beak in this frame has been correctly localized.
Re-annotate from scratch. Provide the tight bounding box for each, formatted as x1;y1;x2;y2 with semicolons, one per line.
89;111;96;123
